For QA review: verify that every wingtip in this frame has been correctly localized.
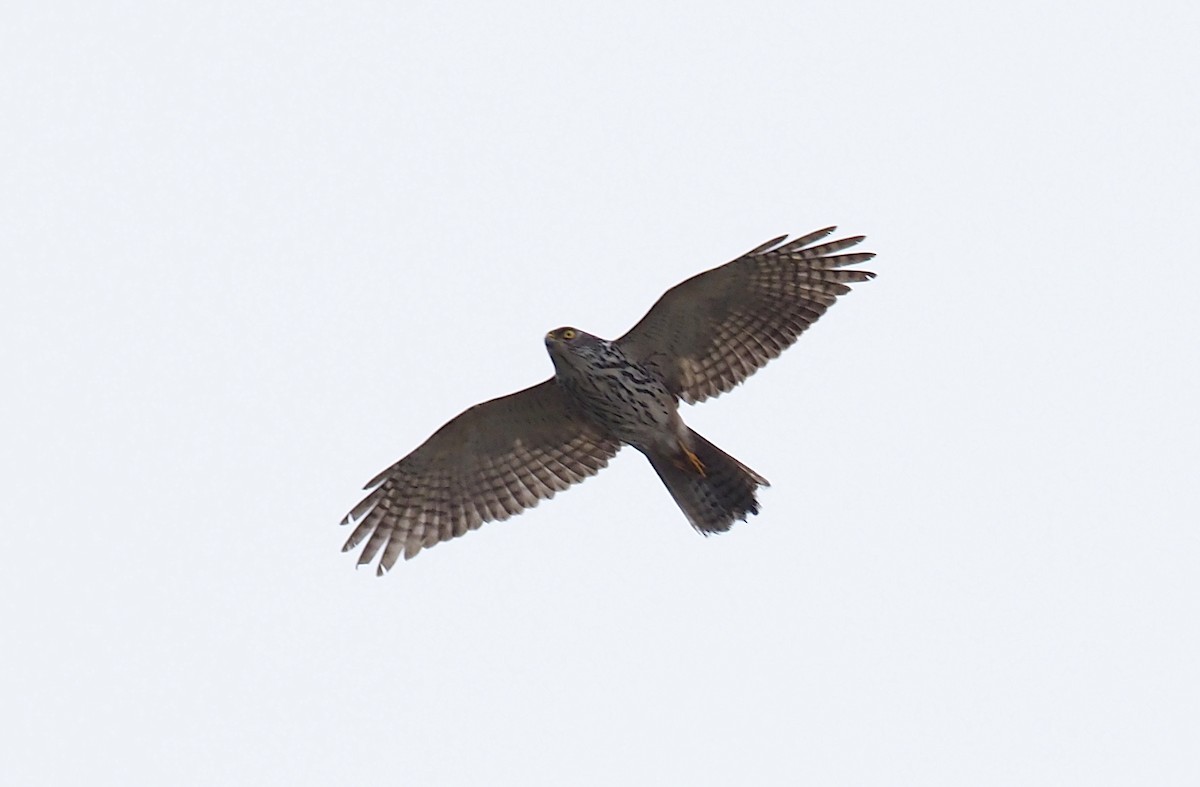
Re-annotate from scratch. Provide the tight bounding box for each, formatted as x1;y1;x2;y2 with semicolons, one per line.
745;234;790;256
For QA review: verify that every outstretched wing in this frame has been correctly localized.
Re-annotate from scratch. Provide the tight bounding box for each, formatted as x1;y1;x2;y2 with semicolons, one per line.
617;227;875;404
341;379;621;573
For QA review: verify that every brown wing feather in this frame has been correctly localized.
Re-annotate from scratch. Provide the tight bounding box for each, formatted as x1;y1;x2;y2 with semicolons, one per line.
341;379;621;573
616;227;875;404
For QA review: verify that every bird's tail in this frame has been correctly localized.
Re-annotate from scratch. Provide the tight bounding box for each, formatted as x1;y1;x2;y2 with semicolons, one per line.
647;429;770;534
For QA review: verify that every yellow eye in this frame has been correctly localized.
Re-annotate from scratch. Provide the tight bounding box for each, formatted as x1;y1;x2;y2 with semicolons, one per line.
562;329;576;340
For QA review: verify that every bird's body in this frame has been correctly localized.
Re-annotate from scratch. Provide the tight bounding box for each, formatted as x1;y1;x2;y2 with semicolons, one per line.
544;327;767;535
545;331;680;455
342;227;876;573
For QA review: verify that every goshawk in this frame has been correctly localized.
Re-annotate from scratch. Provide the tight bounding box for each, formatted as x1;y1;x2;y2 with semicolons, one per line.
342;227;875;573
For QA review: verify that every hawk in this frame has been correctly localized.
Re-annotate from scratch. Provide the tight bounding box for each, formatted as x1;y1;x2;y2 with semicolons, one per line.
342;227;875;573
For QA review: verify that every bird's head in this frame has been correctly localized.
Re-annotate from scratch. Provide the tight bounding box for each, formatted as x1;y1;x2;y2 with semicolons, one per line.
545;327;607;374
545;326;585;345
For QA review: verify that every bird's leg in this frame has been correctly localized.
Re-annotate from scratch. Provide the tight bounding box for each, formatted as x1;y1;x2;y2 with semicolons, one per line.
678;441;707;477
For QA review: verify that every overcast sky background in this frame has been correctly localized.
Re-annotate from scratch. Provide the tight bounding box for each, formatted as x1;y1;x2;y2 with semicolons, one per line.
3;2;1198;784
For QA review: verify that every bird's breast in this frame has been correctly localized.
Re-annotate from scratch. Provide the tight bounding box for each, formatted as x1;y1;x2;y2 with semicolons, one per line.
559;352;678;450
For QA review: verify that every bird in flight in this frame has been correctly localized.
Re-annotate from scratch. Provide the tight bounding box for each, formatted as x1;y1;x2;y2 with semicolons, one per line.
342;227;876;573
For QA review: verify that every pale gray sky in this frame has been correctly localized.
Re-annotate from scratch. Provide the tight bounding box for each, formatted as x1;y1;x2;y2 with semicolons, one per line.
3;1;1198;785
